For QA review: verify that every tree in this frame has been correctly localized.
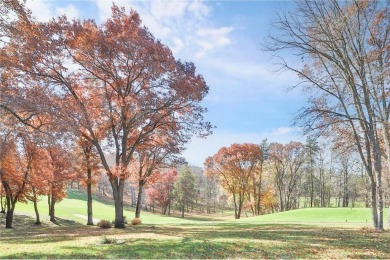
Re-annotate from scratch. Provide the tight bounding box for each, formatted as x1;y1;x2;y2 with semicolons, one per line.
267;0;389;230
205;143;262;219
73;137;101;225
146;168;177;215
129;128;184;219
173;166;196;218
268;142;306;212
305;138;320;208
46;145;73;222
0;131;29;228
1;4;211;228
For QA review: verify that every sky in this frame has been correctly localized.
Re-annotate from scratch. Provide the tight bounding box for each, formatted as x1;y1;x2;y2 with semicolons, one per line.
25;0;307;166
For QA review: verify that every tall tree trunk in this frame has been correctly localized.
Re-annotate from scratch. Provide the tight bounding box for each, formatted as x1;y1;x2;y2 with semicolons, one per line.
181;203;185;218
135;182;143;218
111;178;125;228
32;187;40;225
87;168;93;225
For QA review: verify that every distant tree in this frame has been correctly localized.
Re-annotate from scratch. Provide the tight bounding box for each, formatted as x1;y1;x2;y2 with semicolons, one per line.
46;145;73;222
146;168;177;215
205;143;262;219
268;142;306;212
73;137;101;225
174;166;196;218
305;138;320;208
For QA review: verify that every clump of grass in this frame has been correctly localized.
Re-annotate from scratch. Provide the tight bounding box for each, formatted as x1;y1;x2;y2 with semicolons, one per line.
101;236;117;244
130;218;142;225
97;220;112;229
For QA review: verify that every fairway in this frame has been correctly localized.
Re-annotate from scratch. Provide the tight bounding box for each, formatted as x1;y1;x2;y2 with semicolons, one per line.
1;191;390;259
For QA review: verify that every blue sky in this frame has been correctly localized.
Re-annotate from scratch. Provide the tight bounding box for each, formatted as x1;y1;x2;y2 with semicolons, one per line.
25;0;306;166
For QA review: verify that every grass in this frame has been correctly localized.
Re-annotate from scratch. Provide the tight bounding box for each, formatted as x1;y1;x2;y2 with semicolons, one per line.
237;207;389;227
1;189;390;259
1;215;390;259
14;189;226;225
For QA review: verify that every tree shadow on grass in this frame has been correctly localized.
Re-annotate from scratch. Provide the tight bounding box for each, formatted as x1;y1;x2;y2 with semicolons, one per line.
2;219;390;259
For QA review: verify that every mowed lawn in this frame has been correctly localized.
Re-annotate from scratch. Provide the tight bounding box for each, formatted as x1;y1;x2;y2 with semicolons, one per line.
1;190;390;259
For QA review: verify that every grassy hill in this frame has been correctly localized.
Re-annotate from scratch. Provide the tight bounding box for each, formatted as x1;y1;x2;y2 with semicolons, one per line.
14;189;230;225
12;189;389;227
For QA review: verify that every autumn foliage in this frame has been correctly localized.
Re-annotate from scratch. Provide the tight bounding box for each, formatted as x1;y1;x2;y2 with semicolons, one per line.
0;1;210;228
205;143;262;219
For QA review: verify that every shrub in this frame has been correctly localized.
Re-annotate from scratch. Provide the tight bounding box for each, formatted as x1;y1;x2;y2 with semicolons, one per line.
101;236;117;244
97;219;112;229
130;218;142;225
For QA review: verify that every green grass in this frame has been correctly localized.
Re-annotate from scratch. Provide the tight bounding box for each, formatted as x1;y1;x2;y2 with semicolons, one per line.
14;189;227;225
1;215;390;259
236;207;389;227
1;190;390;259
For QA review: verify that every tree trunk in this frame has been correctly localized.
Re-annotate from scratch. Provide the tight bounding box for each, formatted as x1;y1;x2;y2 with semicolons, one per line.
0;192;5;213
48;195;51;216
181;204;185;218
5;195;14;228
32;187;40;225
49;194;56;222
87;168;93;225
369;176;379;229
135;182;143;219
111;178;125;228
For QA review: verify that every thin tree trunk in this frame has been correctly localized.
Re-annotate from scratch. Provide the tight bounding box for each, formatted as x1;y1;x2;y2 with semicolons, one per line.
32;187;40;225
87;168;93;225
0;192;5;213
181;204;185;218
49;194;56;222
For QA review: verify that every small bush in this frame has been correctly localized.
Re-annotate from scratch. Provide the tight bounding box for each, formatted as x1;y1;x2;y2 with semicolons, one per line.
101;236;117;244
130;218;142;225
97;220;112;229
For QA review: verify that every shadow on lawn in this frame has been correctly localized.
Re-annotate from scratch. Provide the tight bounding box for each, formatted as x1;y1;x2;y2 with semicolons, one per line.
1;215;390;259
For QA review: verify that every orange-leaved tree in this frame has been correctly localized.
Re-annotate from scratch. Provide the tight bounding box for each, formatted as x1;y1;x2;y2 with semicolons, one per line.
205;143;261;219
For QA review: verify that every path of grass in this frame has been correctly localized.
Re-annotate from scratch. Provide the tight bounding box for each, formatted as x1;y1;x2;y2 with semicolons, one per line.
1;214;389;259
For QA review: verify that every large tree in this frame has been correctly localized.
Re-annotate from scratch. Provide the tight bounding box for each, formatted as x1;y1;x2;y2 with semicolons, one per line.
267;0;389;230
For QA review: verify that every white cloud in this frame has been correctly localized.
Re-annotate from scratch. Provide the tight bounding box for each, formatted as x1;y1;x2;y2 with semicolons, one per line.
56;5;79;19
26;0;80;21
188;0;211;19
150;0;188;20
196;27;234;58
183;127;303;167
26;0;53;22
91;0;230;58
172;37;185;55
